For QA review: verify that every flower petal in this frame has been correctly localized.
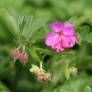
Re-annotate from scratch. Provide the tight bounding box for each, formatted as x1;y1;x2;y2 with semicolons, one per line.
61;35;71;48
63;23;75;36
69;36;76;47
61;35;76;48
53;42;64;52
51;21;64;32
45;32;58;46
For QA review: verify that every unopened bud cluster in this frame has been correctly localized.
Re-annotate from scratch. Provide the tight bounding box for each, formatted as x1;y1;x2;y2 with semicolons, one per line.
30;64;51;82
11;46;28;63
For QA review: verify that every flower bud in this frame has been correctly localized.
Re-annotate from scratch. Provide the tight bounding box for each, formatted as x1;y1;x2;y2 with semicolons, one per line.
76;34;81;42
37;74;44;82
43;73;51;81
20;53;28;63
11;49;20;59
37;73;51;82
30;64;51;82
71;67;78;77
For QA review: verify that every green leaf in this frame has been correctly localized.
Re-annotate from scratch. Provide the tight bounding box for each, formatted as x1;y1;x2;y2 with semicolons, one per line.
29;47;41;62
10;11;25;31
0;9;18;38
22;16;49;39
0;82;10;92
86;33;92;43
51;61;65;85
77;25;92;43
65;68;71;80
54;73;92;92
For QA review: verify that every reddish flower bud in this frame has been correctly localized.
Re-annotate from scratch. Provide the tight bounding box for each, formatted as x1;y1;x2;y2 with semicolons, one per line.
37;73;51;82
37;74;44;82
20;53;28;63
43;73;51;81
76;34;81;42
11;49;20;59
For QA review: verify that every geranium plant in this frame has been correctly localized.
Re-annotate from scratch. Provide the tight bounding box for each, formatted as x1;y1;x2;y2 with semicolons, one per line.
0;1;92;91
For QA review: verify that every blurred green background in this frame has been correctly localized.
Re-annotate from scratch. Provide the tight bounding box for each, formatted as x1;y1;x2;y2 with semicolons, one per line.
0;0;92;92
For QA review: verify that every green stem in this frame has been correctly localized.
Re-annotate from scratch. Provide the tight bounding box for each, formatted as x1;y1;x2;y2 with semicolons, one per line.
40;62;43;71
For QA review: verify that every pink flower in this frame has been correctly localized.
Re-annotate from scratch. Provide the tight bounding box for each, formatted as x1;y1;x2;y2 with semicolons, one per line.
20;53;28;63
45;21;80;52
11;49;20;59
